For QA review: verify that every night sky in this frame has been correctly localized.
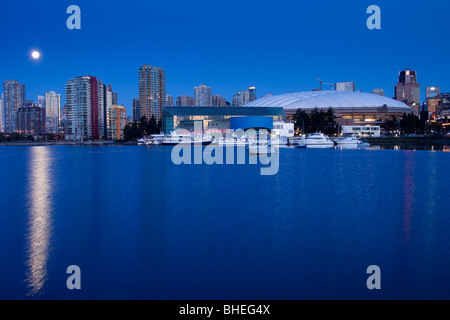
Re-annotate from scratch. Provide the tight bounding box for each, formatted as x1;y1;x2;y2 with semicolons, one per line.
1;0;449;115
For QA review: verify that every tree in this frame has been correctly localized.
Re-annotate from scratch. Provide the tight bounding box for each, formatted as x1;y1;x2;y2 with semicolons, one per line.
323;107;338;135
385;115;398;133
293;109;310;134
310;108;326;133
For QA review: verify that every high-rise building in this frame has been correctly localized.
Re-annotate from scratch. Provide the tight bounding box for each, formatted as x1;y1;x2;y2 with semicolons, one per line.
138;64;166;120
2;80;26;133
212;95;226;106
232;91;242;106
103;84;119;138
232;87;256;106
0;93;3;132
176;95;194;106
37;95;46;109
16;105;46;135
249;87;257;102
426;86;440;98
109;105;127;140
132;98;140;122
395;69;420;106
372;88;385;96
166;95;174;106
45;91;61;133
336;82;355;91
65;76;105;140
194;84;212;106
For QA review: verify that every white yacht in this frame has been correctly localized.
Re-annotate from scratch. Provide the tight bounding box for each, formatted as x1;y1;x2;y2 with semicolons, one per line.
305;133;335;148
162;132;212;146
216;137;248;146
336;136;371;148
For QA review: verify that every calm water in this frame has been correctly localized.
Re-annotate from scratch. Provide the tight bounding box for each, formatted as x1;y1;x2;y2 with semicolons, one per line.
0;145;450;300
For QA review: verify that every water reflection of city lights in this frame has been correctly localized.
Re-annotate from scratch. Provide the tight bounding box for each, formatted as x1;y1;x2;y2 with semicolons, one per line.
25;147;53;296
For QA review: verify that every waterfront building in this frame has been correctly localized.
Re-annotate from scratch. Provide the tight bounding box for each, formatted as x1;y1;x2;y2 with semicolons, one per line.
162;106;285;133
2;80;26;133
342;125;381;138
45;91;61;133
176;95;194;106
109;105;127;140
194;84;212;106
245;90;413;126
436;93;450;117
336;82;355;91
273;121;295;138
65;76;105;140
395;69;420;107
138;64;166;120
16;105;46;135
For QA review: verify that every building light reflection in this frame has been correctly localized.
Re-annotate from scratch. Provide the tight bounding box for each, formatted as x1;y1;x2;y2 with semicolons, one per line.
25;147;53;296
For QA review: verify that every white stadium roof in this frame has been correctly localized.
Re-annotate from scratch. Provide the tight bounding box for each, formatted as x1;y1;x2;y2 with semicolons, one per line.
244;90;412;111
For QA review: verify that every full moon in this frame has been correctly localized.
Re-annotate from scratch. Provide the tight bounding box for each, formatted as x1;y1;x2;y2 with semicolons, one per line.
31;50;40;59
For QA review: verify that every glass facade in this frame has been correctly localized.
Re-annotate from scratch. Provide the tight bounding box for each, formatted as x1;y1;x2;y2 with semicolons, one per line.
162;106;286;133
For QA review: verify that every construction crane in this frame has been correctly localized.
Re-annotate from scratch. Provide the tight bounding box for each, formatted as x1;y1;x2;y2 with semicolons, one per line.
316;79;336;91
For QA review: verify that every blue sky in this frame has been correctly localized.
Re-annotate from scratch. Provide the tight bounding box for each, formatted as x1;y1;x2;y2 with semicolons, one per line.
1;0;449;115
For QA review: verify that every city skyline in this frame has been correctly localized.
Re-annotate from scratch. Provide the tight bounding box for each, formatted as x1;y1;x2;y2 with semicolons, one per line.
0;0;449;117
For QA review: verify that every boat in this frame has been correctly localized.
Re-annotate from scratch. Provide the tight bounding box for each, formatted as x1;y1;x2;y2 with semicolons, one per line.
161;132;212;146
336;136;361;146
336;136;371;148
149;134;165;145
247;142;279;155
216;137;248;146
288;136;306;146
305;133;335;148
290;135;307;148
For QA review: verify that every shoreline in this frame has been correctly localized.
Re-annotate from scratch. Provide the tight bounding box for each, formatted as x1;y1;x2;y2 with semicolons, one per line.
1;137;449;147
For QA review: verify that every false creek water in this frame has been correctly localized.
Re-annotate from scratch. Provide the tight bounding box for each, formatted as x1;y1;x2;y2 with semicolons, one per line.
0;145;449;299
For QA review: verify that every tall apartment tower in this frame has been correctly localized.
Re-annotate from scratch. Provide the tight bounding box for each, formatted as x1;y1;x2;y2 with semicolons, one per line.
212;95;226;106
176;95;194;106
65;76;105;140
0;93;3;132
395;69;420;106
249;87;257;102
165;95;174;106
132;98;140;122
138;64;166;120
194;84;212;106
2;80;26;133
45;91;61;133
